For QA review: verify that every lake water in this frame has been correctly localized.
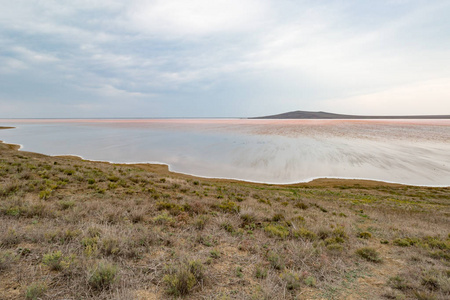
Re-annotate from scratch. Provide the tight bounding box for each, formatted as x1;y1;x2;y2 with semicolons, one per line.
1;119;449;186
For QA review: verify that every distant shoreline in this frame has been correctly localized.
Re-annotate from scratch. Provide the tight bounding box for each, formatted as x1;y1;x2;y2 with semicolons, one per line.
251;110;450;119
0;126;446;188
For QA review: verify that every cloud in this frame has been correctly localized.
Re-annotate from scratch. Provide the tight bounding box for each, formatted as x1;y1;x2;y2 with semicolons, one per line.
0;0;449;117
321;77;450;115
126;0;269;37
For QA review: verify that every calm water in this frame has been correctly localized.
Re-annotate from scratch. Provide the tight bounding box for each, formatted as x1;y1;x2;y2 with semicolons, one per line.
1;119;449;186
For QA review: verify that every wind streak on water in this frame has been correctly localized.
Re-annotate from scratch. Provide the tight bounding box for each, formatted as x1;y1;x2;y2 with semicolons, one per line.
0;119;449;186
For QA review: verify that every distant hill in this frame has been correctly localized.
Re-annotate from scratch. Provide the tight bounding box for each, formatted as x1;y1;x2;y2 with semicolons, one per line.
251;111;450;119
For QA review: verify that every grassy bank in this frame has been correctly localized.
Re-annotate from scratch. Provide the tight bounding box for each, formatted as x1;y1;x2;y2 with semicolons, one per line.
0;137;449;299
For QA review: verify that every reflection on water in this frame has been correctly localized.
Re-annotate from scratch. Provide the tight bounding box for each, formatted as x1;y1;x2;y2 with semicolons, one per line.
0;119;449;186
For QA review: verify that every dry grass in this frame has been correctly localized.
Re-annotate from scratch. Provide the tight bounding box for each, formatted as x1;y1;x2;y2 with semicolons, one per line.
0;140;449;299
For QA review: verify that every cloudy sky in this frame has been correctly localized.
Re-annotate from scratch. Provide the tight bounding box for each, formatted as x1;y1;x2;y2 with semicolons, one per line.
1;0;449;118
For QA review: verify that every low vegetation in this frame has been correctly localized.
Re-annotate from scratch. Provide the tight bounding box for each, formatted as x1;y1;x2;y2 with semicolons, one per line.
0;138;449;299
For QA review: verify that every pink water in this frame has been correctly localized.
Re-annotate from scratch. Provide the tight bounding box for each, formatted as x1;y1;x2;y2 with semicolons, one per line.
1;119;449;186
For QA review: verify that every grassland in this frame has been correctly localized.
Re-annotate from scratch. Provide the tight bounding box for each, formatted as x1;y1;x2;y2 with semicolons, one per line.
0;131;449;299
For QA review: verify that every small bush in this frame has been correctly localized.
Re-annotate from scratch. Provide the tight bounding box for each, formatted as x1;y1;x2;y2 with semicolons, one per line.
332;227;348;240
194;215;208;230
154;212;174;226
59;200;75;210
0;251;16;272
240;213;256;227
64;169;75;176
39;189;52;200
327;243;344;253
164;261;204;296
255;265;268;279
42;251;63;271
358;232;372;239
88;261;118;290
422;236;450;250
272;213;285;222
264;224;289;239
304;276;317;287
393;238;412;247
356;247;382;263
100;238;120;256
292;228;317;241
283;271;301;290
429;250;450;261
393;237;418;247
25;282;47;300
389;275;409;290
216;200;240;213
325;236;345;245
221;222;235;233
268;252;284;270
294;202;308;209
210;249;221;259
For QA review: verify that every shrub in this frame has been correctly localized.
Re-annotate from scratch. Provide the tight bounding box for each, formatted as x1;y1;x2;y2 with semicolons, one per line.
240;213;256;226
164;261;204;296
154;212;174;226
108;175;120;182
218;200;240;213
188;260;204;282
325;236;345;245
304;276;317;287
317;228;331;240
221;222;234;233
194;215;208;230
39;189;51;200
393;238;415;247
64;169;75;176
100;238;120;256
358;232;372;239
42;251;63;271
356;247;382;263
255;265;268;279
268;252;284;270
0;251;16;272
388;275;409;290
59;200;75;210
332;227;348;239
429;250;450;261
88;261;118;290
422;236;450;250
272;213;285;222
25;282;47;300
264;224;289;239
327;243;344;253
210;249;221;259
292;215;305;223
294;202;308;209
236;266;243;278
292;228;317;241
283;271;301;290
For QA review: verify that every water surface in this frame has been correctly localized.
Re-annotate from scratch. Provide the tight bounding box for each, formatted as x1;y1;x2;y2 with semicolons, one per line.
1;119;449;186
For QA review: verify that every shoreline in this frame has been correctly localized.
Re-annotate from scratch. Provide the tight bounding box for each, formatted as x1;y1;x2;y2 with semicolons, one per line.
1;138;444;189
1;126;447;188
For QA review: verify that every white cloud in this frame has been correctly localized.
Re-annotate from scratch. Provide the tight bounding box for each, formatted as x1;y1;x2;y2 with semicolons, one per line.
12;47;59;63
126;0;270;36
0;0;449;117
322;78;450;115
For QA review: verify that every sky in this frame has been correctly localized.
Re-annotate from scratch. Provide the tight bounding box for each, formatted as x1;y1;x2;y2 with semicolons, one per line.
1;0;449;118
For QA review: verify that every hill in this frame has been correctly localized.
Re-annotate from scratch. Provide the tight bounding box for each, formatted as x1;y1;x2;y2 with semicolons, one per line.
251;110;450;119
